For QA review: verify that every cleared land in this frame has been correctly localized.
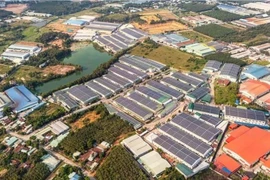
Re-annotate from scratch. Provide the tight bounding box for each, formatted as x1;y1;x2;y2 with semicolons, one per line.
43;65;76;75
1;4;28;14
140;14;160;24
130;43;206;71
8;65;76;83
46;19;81;34
71;111;100;130
0;64;11;75
139;9;179;20
133;21;187;34
180;31;213;43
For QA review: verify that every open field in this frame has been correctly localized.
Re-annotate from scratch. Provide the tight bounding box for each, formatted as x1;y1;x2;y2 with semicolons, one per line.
1;4;28;14
139;9;179;20
132;21;187;34
140;15;160;24
22;26;51;42
180;30;213;43
71;111;100;130
0;64;12;75
130;43;206;71
43;65;76;75
28;103;64;119
254;60;270;66
46;19;81;34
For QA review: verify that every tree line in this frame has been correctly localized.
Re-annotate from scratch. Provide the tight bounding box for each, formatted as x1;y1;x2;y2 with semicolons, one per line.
219;24;270;42
179;3;216;12
29;1;103;16
205;52;247;66
95;146;148;180
203;9;245;22
194;24;236;39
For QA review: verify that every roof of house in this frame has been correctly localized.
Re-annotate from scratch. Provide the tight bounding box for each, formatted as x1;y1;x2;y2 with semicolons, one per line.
239;80;270;98
215;154;241;172
224;127;270;165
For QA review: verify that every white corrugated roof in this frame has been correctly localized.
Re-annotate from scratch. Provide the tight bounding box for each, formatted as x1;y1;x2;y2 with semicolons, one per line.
139;151;171;177
122;134;152;157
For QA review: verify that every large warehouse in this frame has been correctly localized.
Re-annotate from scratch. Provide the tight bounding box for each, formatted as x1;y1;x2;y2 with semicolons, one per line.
219;63;241;82
224;106;268;128
203;60;222;73
223;126;270;167
241;64;270;81
5;85;39;113
239;80;270;102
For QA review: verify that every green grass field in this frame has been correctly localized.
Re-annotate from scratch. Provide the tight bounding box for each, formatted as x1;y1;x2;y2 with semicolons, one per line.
22;26;51;42
0;64;11;74
254;60;270;66
180;31;213;43
129;43;206;72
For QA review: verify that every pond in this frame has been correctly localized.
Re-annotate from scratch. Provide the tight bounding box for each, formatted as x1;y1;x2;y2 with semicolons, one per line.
36;44;112;94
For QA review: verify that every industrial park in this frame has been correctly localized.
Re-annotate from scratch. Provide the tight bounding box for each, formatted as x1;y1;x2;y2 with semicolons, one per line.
0;0;270;180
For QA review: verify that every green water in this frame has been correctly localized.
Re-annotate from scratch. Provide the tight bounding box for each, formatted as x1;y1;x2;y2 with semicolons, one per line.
36;44;111;94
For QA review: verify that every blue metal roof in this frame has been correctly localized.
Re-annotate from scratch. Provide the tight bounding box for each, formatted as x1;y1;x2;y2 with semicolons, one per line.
5;85;39;113
65;19;86;26
242;64;270;79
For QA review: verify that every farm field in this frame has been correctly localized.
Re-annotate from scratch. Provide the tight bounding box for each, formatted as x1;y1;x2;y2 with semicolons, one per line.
180;30;213;43
71;111;100;130
0;64;12;75
1;4;28;14
194;24;236;39
221;23;246;32
139;9;179;21
130;44;206;71
133;21;187;34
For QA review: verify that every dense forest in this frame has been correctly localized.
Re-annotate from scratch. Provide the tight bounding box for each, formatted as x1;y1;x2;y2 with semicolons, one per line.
194;24;236;39
0;9;13;19
219;24;270;42
36;32;70;45
0;149;49;180
205;53;247;66
179;3;215;12
124;2;153;9
29;1;103;16
203;10;244;22
59;104;133;155
25;47;71;67
97;13;146;24
95;146;148;180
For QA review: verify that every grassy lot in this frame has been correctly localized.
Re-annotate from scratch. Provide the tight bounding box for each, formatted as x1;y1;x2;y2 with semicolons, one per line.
27;103;66;130
7;65;45;82
180;30;213;43
28;103;64;119
0;64;11;74
22;26;51;42
129;43;206;72
214;82;238;106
